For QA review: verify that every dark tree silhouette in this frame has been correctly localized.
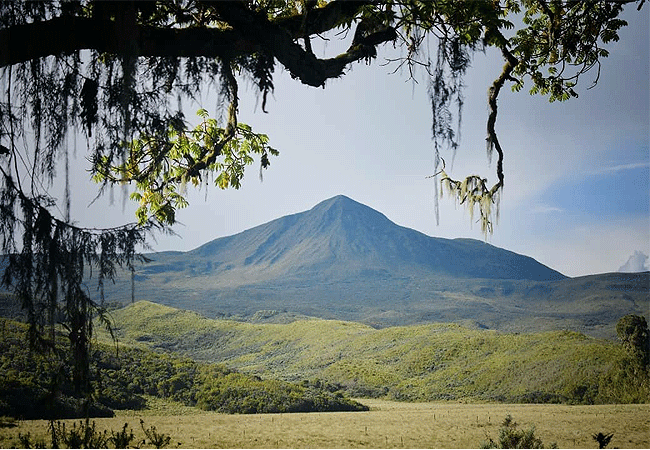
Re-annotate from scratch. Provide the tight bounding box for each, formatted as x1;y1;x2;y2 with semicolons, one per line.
592;432;614;449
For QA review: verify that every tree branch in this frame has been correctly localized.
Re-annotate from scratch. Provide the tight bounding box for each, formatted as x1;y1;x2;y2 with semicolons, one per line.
486;33;519;195
213;1;395;87
0;1;394;88
0;15;257;68
274;0;372;39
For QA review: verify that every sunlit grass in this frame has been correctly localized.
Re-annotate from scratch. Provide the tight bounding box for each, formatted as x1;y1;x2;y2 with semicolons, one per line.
2;400;648;449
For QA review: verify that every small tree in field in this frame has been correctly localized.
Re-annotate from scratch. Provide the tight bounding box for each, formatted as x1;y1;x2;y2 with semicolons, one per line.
481;415;555;449
592;432;614;449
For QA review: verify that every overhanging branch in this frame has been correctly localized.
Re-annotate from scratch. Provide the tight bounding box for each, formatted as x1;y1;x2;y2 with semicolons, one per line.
0;15;256;68
275;0;372;39
0;1;394;88
486;31;519;195
213;1;396;87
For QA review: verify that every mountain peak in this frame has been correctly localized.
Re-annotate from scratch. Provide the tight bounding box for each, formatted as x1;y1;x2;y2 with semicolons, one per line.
316;194;354;205
307;195;391;229
185;195;565;282
310;195;369;214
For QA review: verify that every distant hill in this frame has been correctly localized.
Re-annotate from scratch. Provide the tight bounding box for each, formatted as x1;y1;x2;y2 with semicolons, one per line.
103;301;650;404
98;195;647;339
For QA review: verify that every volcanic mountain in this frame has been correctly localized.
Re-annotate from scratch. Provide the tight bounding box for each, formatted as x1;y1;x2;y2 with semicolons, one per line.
103;195;647;338
173;195;564;282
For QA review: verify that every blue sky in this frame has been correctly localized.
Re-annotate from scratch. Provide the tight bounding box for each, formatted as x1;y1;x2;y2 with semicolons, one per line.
542;164;648;217
65;4;649;278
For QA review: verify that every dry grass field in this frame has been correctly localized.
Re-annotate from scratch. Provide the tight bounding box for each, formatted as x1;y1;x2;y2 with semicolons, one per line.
2;399;648;449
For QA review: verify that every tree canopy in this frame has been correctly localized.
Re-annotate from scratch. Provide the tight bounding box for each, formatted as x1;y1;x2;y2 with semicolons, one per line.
0;0;643;391
616;314;649;366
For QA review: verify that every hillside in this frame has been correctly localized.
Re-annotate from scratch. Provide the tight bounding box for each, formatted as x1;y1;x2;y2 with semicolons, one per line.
104;301;650;404
0;317;366;420
99;195;648;339
182;195;566;282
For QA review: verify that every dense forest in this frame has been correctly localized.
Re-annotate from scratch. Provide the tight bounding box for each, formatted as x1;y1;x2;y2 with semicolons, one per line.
0;318;366;419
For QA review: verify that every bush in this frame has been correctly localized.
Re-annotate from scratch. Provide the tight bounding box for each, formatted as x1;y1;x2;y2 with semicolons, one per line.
16;420;166;449
140;419;171;449
109;423;136;449
481;415;556;449
49;419;109;449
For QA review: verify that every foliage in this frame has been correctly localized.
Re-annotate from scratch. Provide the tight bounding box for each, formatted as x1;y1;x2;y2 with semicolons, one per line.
17;432;47;449
140;419;171;449
481;415;555;449
109;423;136;449
0;317;367;419
196;366;365;414
15;419;161;449
0;0;643;411
48;419;109;449
93;110;278;226
0;319;113;420
592;432;614;449
106;302;650;406
616;314;649;365
0;187;150;393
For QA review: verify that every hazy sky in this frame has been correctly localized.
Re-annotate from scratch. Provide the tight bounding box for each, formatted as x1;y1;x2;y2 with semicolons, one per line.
64;5;649;278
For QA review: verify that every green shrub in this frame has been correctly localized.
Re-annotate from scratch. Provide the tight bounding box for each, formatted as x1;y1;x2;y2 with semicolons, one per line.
592;432;614;449
49;419;109;449
481;415;556;449
110;423;137;449
17;432;46;449
140;419;171;449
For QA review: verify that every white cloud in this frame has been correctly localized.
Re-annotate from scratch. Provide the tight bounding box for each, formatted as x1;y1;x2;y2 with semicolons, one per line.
618;250;650;273
590;161;650;176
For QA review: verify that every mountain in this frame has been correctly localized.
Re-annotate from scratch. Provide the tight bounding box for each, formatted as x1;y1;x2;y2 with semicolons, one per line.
97;195;647;339
153;195;565;283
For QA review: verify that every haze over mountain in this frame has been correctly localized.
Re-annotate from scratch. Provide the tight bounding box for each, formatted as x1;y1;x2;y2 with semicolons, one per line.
101;195;647;339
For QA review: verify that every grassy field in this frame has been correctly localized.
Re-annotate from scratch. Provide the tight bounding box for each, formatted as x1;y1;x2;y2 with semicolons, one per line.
2;399;648;449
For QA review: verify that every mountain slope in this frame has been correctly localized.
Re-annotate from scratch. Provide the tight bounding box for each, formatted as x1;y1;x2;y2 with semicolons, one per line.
143;195;566;284
103;301;650;404
100;195;647;338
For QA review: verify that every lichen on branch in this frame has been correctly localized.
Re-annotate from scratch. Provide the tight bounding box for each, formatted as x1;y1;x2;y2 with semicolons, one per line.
92;109;278;226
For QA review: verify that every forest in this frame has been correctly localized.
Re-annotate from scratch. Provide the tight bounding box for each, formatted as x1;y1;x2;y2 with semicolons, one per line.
0;317;366;420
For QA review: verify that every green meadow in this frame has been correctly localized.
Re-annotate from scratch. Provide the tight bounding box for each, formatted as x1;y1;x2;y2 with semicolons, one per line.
3;399;649;448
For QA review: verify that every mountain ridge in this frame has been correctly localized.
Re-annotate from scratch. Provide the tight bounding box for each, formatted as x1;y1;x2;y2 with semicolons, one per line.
179;195;566;283
100;195;647;339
